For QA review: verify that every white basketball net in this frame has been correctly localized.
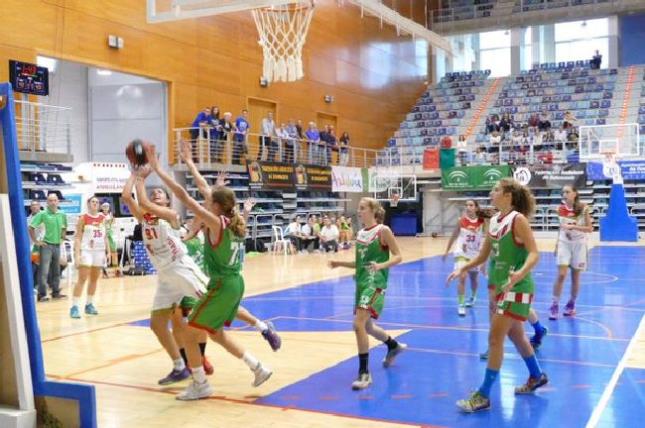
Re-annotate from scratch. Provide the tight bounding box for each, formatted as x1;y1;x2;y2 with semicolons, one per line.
252;1;315;83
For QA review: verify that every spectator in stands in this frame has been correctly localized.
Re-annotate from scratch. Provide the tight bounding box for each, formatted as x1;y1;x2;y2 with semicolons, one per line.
284;215;304;253
318;216;339;253
441;135;453;149
563;111;577;129
319;125;331;165
326;125;337;165
499;114;512;133
456;135;468;166
538;113;551;132
214;112;234;163
554;126;568;145
301;216;319;253
528;113;539;128
306;122;321;164
276;123;291;163
233;109;249;165
296;119;304;139
209;106;222;142
190;107;212;141
30;193;67;302
473;146;487;165
287;120;299;162
259;112;277;162
28;201;43;287
486;115;500;134
591;50;602;70
339;131;350;166
489;131;501;147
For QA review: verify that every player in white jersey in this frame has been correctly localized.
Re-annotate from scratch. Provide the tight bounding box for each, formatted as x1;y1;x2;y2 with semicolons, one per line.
549;185;593;319
70;196;110;319
122;166;210;386
444;200;487;316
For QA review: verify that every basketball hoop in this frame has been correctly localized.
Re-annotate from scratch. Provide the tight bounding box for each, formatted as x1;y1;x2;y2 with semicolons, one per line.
601;150;623;185
390;193;400;208
252;1;315;83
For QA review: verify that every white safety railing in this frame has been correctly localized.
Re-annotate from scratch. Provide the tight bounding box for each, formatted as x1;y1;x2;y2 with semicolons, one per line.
172;127;380;169
14;100;72;156
429;0;617;26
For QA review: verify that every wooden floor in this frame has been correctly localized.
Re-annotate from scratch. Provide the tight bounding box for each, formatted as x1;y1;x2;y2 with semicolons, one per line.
36;237;645;428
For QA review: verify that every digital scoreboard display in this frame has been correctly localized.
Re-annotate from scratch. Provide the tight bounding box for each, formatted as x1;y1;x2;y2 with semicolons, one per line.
9;60;49;96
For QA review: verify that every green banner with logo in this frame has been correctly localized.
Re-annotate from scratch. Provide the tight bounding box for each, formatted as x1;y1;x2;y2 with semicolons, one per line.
442;165;511;191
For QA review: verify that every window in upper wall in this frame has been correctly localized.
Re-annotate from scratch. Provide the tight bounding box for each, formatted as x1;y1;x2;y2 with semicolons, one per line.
480;30;511;50
555;18;609;42
556;38;609;68
481;48;511;77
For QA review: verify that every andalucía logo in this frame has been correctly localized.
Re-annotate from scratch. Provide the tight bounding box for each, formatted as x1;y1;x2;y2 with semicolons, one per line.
483;168;503;185
513;167;531;185
447;169;468;186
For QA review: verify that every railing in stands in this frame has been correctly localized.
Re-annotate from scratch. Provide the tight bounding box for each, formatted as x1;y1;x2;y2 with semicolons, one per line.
172;127;380;169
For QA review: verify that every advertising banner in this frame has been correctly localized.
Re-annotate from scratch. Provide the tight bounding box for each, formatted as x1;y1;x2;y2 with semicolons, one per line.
248;161;295;190
586;160;645;181
295;164;332;191
442;165;511;191
513;163;587;188
331;166;363;192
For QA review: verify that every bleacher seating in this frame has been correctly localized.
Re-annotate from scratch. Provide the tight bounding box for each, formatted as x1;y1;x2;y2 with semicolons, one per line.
388;70;491;164
639;70;645;144
387;62;629;166
432;0;496;24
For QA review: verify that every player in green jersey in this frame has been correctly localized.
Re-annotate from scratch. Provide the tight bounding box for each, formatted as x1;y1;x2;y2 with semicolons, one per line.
147;143;272;401
329;197;405;391
448;178;548;412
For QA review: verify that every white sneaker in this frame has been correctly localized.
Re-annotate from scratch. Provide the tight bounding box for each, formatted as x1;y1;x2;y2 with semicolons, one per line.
458;305;466;317
351;373;372;390
176;380;213;401
382;342;408;368
252;363;273;387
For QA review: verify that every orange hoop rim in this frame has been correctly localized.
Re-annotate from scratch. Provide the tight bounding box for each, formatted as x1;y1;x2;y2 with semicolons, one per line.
260;0;314;12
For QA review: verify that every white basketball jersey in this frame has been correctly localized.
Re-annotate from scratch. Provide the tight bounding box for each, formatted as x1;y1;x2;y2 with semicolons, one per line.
80;213;107;251
558;204;589;243
454;215;485;259
142;213;186;270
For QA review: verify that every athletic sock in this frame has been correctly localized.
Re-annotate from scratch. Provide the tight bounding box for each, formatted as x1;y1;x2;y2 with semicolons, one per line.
358;353;369;374
254;320;268;332
384;336;398;351
86;295;94;305
173;357;186;371
552;296;559;304
242;351;259;370
523;354;543;378
199;342;207;356
477;368;499;398
531;320;544;334
72;297;80;307
458;294;465;305
191;366;207;383
179;348;188;365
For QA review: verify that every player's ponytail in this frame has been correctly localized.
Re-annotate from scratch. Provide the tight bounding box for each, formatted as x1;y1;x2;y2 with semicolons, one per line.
211;186;246;238
499;178;536;218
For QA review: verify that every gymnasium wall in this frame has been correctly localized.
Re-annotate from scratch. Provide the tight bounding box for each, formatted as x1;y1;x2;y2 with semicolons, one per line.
0;0;430;159
619;12;645;66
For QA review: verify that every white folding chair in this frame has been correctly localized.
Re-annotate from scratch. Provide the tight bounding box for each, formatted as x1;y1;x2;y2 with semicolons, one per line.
272;226;293;255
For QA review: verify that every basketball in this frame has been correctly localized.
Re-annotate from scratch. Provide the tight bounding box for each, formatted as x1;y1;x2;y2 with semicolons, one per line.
125;139;148;167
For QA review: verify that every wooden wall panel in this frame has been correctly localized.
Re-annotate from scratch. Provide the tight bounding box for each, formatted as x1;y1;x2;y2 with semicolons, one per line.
0;0;430;156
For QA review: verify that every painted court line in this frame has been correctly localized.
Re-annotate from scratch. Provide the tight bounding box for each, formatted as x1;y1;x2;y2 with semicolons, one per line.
274;315;630;342
585;314;645;428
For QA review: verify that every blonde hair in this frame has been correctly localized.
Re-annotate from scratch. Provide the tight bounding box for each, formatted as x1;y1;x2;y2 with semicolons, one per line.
211;186;246;238
361;197;385;224
498;178;536;218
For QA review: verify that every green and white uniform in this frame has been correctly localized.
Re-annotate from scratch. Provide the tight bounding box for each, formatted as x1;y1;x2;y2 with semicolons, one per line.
180;232;206;310
355;224;390;319
104;213;117;252
189;216;246;332
488;211;534;321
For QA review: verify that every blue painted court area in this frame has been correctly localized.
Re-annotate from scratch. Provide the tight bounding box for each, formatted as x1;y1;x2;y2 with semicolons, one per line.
131;246;645;427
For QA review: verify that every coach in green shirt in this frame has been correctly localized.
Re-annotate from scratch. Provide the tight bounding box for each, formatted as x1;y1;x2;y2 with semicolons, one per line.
29;193;67;301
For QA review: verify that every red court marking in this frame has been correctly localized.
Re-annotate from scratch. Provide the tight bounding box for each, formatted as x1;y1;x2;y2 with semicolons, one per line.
62;349;164;378
320;395;340;401
572;384;592;389
57;376;446;427
429;392;448;398
358;395;374;400
42;321;131;343
391;394;414;400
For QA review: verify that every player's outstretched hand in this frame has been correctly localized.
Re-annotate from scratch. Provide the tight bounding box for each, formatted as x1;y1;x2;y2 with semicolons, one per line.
446;268;466;287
